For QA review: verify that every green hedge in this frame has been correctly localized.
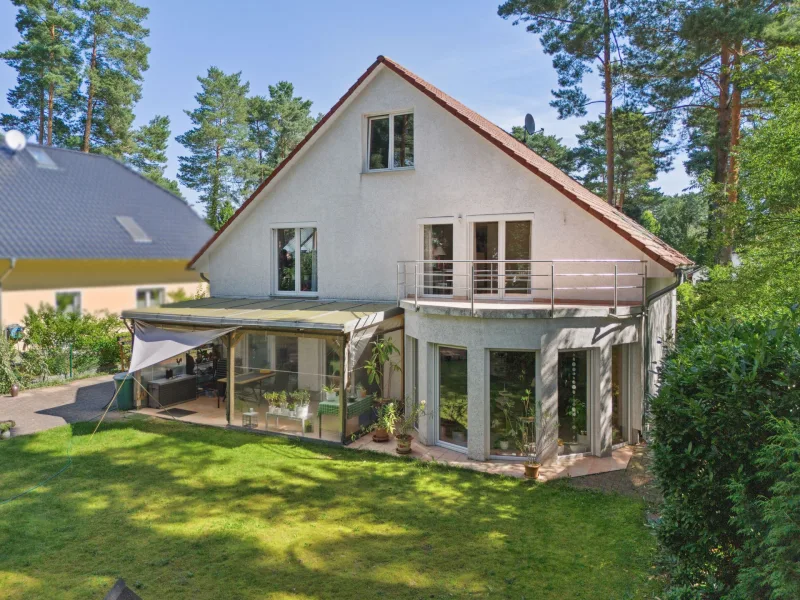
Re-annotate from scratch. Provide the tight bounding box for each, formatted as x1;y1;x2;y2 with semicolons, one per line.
652;310;800;599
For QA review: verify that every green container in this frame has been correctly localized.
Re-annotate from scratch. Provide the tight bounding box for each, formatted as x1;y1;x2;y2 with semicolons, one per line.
113;372;134;411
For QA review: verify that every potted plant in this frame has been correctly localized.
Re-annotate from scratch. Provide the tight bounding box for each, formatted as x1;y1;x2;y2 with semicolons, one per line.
498;434;510;451
356;383;367;399
364;337;402;441
394;401;425;454
265;390;286;414
0;420;15;440
289;390;310;418
371;401;398;443
513;422;540;480
322;384;339;402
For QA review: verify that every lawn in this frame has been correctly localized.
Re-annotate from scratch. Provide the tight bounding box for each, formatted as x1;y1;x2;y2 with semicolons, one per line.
0;418;659;599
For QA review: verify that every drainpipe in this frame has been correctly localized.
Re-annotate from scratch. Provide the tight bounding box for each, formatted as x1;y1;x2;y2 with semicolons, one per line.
641;265;701;437
0;258;17;328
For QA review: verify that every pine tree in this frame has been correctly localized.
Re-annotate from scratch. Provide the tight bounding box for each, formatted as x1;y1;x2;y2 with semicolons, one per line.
126;115;181;197
177;67;251;230
245;94;273;192
1;0;82;146
499;0;625;205
623;0;799;262
573;109;672;214
510;125;576;175
79;0;150;156
264;81;315;168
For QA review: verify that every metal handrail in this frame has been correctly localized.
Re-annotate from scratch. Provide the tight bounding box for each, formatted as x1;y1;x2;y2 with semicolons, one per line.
397;259;648;317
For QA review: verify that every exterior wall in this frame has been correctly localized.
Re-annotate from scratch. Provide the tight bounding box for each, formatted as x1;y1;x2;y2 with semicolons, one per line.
404;311;643;462
0;258;202;325
645;289;677;412
204;65;672;300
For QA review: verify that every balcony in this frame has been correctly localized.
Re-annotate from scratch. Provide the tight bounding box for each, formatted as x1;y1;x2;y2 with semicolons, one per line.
396;259;648;318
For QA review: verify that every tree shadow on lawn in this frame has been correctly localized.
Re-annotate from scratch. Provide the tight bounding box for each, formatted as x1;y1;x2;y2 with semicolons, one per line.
0;419;657;599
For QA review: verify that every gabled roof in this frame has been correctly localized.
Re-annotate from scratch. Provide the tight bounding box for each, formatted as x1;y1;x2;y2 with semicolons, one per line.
0;143;213;261
189;56;692;271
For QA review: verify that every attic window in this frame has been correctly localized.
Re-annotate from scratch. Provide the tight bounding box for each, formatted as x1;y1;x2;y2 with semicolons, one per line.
27;146;58;169
368;111;414;171
116;216;152;243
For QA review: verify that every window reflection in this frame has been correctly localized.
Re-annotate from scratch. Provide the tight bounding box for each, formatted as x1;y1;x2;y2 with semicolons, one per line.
490;351;536;457
438;346;468;448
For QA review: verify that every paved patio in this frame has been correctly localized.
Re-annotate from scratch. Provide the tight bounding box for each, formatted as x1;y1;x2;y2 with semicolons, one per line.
0;375;119;436
349;434;635;482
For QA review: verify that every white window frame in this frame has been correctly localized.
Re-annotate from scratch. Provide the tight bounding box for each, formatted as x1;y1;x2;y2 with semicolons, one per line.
417;217;458;299
272;223;318;296
366;110;415;172
55;290;81;314
466;213;535;300
136;287;165;308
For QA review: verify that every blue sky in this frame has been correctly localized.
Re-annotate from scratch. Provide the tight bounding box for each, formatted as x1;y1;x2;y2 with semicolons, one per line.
0;0;691;212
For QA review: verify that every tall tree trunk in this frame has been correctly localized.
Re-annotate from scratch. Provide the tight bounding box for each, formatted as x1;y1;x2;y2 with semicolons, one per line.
727;49;742;205
38;78;45;145
47;81;54;146
47;25;55;146
82;32;97;153
709;45;733;264
603;0;615;206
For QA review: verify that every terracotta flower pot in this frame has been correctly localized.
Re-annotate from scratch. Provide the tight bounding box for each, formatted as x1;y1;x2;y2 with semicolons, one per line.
395;434;413;454
524;463;541;480
10;383;19;398
372;427;390;443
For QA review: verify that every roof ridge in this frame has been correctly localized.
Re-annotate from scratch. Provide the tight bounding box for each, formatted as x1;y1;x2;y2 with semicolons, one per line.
189;55;692;270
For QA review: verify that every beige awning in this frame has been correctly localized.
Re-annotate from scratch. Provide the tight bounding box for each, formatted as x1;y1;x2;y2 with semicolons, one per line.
121;297;403;335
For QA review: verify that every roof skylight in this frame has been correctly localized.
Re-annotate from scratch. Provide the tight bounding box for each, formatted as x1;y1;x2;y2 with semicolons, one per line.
116;216;152;243
26;146;58;169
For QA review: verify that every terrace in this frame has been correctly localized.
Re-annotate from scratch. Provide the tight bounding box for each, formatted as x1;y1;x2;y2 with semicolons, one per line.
397;259;648;317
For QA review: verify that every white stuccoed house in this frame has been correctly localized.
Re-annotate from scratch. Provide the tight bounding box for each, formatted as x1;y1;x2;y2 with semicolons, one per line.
123;56;692;464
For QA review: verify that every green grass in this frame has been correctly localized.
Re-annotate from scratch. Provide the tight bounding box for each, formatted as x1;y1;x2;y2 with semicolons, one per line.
0;419;659;599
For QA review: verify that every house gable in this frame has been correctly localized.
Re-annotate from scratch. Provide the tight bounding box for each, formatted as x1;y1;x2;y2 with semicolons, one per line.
197;59;690;300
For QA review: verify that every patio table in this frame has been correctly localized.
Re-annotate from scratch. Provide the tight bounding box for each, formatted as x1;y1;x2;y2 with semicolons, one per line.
316;394;375;438
218;371;275;403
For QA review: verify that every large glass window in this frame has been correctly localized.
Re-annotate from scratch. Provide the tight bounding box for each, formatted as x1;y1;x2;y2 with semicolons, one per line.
368;112;414;171
276;227;317;294
505;220;532;295
558;351;590;455
490;351;536;457
437;346;468;449
611;345;628;444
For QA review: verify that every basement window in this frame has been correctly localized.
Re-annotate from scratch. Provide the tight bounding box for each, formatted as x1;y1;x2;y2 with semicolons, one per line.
368;112;414;171
116;216;152;243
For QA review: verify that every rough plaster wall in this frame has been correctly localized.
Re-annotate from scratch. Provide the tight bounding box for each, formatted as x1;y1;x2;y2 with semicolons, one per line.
206;66;671;300
646;291;676;401
404;312;640;461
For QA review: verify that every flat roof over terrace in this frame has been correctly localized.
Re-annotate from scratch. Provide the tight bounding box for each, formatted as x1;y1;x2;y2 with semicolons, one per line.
122;297;403;334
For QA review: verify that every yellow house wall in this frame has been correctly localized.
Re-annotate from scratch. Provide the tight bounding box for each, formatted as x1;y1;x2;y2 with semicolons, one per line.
0;259;204;325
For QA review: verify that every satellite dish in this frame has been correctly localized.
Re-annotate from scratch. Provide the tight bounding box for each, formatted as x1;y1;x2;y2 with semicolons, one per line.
524;114;536;136
3;130;27;153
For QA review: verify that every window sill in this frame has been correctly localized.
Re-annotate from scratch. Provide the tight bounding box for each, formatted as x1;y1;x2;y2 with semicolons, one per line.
361;166;415;175
272;293;319;299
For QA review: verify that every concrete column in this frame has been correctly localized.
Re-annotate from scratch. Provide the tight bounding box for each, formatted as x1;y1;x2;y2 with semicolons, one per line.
226;333;236;425
538;336;559;464
423;341;436;447
467;345;488;460
629;337;644;443
595;345;613;457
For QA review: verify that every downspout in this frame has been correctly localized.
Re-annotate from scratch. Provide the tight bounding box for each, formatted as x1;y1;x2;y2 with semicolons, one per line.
641;265;700;436
0;258;17;328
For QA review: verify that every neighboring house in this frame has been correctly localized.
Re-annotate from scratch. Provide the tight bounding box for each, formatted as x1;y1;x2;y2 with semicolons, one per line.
0;142;213;327
123;56;692;464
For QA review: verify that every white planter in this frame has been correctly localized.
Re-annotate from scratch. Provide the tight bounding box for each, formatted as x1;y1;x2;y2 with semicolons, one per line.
1;430;11;440
296;405;309;419
577;433;589;446
499;440;509;451
325;391;338;402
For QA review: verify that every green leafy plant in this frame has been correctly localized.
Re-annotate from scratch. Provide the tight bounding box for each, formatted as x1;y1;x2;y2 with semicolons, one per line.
0;334;20;394
364;337;401;400
395;401;426;439
372;401;399;436
0;420;16;434
289;389;310;407
264;390;286;407
652;309;800;599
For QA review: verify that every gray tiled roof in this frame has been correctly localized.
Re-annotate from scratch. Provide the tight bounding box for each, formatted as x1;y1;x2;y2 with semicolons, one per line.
0;144;213;260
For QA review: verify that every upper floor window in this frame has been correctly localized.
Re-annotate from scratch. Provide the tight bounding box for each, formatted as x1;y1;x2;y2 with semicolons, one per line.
276;226;318;294
137;288;165;308
368;112;414;171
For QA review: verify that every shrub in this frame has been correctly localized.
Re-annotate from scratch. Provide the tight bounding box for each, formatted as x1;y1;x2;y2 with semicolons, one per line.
21;305;123;379
0;334;20;394
652;310;800;599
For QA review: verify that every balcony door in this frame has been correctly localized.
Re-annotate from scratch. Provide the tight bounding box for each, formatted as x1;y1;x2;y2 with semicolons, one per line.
471;218;532;300
422;223;454;296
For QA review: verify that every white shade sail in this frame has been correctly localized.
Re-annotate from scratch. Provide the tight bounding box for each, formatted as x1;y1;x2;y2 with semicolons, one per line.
128;322;238;373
